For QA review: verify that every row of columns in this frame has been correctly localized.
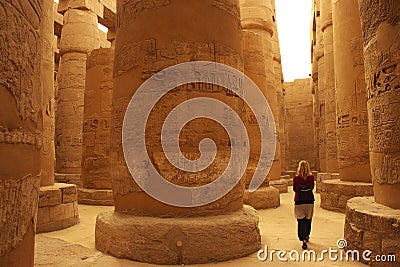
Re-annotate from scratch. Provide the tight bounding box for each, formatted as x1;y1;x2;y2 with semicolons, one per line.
313;0;373;213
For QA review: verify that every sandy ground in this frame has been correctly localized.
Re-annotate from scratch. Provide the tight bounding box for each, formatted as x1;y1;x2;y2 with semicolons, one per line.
35;189;366;266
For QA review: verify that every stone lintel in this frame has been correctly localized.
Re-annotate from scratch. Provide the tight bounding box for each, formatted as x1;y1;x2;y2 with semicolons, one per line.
58;0;103;17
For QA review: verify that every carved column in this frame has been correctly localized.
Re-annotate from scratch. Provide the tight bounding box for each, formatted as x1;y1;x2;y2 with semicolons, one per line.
311;0;320;173
37;0;79;233
55;0;100;183
241;30;280;209
79;48;114;206
0;1;42;266
315;0;327;173
344;1;400;263
320;0;339;173
240;0;281;182
95;0;261;264
320;0;373;213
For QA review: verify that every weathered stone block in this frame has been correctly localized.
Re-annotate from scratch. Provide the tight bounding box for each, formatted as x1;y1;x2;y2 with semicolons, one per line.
243;187;280;210
38;187;62;207
362;231;382;254
270;179;288;193
37;207;51;224
60;184;78;203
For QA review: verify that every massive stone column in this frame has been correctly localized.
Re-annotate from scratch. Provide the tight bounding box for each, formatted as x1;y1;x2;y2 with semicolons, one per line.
55;0;100;184
241;30;280;209
95;0;261;264
239;0;281;208
41;0;56;187
79;48;114;206
271;0;289;191
320;0;373;213
0;0;42;266
37;0;79;233
311;0;320;173
240;0;281;182
344;1;400;263
320;0;339;173
315;3;327;173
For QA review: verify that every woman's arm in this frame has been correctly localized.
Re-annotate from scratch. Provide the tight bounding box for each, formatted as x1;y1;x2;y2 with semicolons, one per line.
293;176;299;192
308;174;315;190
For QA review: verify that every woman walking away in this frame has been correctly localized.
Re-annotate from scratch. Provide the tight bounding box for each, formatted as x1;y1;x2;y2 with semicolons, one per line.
293;160;315;250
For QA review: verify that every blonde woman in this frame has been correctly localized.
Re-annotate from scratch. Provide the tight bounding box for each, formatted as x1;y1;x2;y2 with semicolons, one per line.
293;160;315;250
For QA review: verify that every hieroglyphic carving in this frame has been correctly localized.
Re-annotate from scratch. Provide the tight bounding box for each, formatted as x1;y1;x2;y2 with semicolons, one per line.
115;39;242;90
0;0;42;259
337;112;368;129
116;0;171;27
0;127;42;147
0;176;40;255
0;1;42;126
366;58;399;100
212;0;240;26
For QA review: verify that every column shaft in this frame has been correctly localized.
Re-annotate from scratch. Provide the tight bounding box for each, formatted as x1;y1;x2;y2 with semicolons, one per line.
0;1;42;265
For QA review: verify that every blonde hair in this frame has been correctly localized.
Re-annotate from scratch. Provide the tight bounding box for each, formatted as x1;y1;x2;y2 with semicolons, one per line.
297;160;311;178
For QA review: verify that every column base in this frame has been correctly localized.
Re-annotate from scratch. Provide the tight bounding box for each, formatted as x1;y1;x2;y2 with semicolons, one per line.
281;175;293;186
270;179;288;193
55;173;82;187
243;187;280;209
320;180;373;213
344;197;400;266
95;206;261;265
78;188;114;206
37;183;79;233
316;172;339;193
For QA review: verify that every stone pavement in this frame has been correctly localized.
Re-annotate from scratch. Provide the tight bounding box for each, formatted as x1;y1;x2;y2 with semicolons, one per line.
35;189;366;266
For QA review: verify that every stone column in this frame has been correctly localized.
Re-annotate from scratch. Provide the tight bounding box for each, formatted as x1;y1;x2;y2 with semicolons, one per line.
241;30;280;209
55;0;100;184
320;0;373;213
41;0;56;187
320;0;339;173
240;0;281;182
271;0;289;192
360;0;400;209
37;0;79;233
0;1;42;266
344;1;400;263
311;0;320;173
239;0;282;207
79;48;114;206
315;1;327;173
95;0;261;264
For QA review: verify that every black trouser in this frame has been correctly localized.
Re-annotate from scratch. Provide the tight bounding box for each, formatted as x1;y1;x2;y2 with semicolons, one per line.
297;218;312;241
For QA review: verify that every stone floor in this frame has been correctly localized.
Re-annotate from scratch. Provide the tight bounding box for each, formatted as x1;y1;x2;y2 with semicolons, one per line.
35;189;366;266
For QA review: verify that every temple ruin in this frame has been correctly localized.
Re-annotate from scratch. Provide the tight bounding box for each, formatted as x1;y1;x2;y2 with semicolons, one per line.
0;0;399;266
